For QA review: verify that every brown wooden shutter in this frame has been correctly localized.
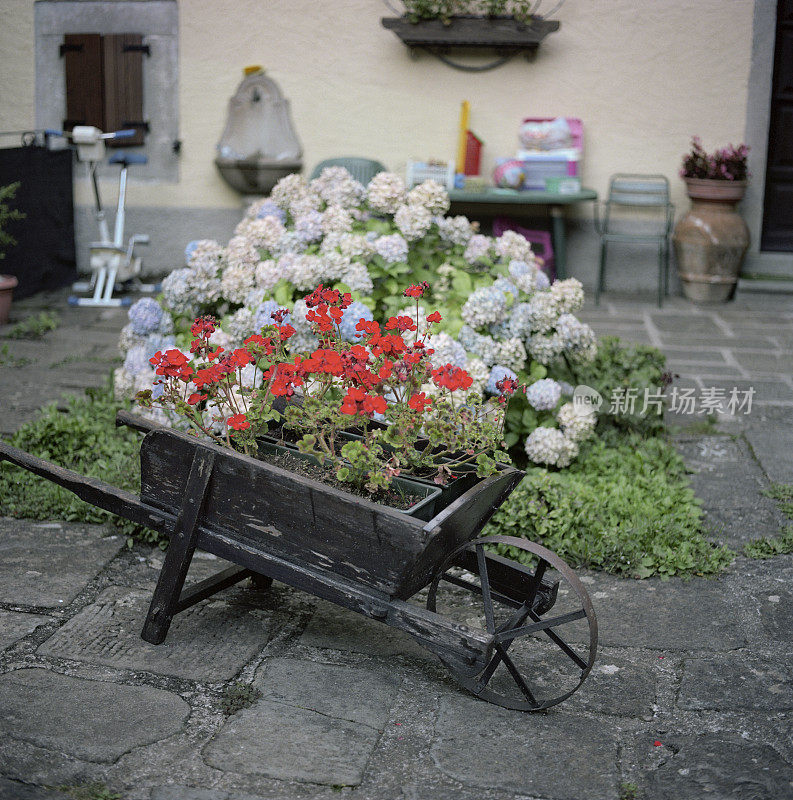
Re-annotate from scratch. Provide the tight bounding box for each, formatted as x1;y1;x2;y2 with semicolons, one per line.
103;34;146;146
62;33;104;132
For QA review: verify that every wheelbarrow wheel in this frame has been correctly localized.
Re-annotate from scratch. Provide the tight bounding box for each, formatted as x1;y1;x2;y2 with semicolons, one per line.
426;535;597;711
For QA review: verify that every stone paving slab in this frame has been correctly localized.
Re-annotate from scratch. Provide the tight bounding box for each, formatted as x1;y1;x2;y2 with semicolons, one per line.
581;572;750;650
675;436;785;546
0;610;51;650
253;657;401;729
38;586;270;682
745;423;793;484
0;519;123;607
0;668;190;763
678;652;793;712
204;701;381;786
432;696;621;799
638;732;793;799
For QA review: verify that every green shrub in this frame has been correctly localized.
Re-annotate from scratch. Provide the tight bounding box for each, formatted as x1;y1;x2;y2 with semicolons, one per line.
0;383;163;547
487;431;735;578
5;310;60;339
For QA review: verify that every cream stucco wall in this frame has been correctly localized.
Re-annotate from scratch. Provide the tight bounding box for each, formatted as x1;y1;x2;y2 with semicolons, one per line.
0;0;769;283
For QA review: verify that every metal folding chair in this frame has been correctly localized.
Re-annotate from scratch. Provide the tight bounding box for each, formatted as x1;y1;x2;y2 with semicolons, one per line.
309;157;386;184
594;174;674;307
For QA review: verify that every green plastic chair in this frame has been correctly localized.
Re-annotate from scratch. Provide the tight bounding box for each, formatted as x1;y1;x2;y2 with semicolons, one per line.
594;174;675;307
309;157;387;185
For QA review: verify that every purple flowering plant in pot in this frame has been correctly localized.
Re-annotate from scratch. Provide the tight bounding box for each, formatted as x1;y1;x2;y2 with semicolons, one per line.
673;137;751;303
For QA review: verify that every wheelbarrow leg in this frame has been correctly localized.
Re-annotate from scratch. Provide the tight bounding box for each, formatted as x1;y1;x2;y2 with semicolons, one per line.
142;449;216;644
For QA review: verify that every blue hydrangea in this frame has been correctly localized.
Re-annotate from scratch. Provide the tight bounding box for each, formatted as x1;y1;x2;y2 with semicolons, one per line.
489;319;512;339
525;378;562;411
339;301;374;342
128;298;163;336
461;286;508;328
508;302;533;339
255;200;287;223
123;345;152;376
535;270;551;290
143;333;175;359
294;210;324;243
184;240;201;264
254;300;290;331
485;365;518;395
492;277;519;301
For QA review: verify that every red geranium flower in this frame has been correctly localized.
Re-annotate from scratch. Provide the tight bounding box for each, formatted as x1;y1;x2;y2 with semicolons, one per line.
404;281;430;298
227;413;250;431
426;311;442;324
408;392;431;413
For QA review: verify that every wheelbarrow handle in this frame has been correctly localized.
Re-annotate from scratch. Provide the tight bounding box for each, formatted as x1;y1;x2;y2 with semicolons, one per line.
115;409;165;434
0;438;173;535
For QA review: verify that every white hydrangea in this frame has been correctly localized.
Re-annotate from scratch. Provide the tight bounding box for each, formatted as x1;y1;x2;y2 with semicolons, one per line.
255;259;282;291
434;261;455;301
557;402;597;443
464;356;489;397
436;215;476;246
407;180;450;215
118;323;141;355
322;251;352;282
161;268;197;317
374;233;409;264
339;233;375;261
294;210;324;244
557;313;598;364
225;307;255;343
458;325;498;366
461;286;508;328
272;231;308;257
463;234;493;265
237;216;285;252
427;331;467;368
113;366;135;399
524;427;579;468
290;254;326;291
508;260;540;295
551;278;585;314
290;299;313;333
321;205;354;235
271;173;310;210
186;239;224;271
188;263;223;305
366;172;407;215
287;331;319;355
289;193;322;218
495;230;536;263
526;378;563;411
493;337;528;373
224;235;259;270
340;262;374;294
527;332;565;365
220;264;255;305
310;166;365;209
525;292;559;334
394;203;432;241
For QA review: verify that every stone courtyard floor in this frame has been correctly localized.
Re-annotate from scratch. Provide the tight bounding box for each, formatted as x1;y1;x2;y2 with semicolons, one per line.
0;288;792;800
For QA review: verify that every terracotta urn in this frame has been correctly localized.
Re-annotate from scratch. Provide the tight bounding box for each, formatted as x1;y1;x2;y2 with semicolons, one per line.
672;178;749;303
0;273;17;325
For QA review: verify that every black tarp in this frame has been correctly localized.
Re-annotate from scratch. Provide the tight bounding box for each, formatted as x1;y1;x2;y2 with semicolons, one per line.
0;145;76;298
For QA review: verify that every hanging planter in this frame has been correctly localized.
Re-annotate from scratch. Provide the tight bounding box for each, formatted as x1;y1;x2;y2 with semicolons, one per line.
381;15;560;70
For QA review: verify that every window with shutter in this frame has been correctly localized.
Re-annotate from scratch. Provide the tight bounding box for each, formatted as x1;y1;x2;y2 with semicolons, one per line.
62;32;147;146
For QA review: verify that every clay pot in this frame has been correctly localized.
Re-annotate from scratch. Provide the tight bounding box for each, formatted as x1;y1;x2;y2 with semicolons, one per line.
672;178;749;303
0;274;17;325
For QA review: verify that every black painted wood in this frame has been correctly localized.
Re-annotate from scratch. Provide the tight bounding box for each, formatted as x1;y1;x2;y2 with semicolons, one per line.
141;447;216;644
174;565;252;613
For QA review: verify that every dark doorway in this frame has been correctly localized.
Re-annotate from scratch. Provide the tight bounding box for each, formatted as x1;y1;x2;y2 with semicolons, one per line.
762;0;793;251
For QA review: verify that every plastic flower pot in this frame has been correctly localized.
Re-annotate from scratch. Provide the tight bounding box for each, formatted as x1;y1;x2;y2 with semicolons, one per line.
0;274;17;325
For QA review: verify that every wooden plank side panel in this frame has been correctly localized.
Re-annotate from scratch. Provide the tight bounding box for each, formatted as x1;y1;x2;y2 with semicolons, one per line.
63;33;104;131
103;34;145;146
397;468;524;600
139;430;427;595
